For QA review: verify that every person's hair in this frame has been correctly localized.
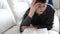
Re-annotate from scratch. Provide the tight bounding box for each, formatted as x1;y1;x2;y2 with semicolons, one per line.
36;0;46;3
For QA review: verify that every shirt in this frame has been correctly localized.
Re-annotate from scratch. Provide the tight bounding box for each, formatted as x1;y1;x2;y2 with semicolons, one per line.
20;5;55;33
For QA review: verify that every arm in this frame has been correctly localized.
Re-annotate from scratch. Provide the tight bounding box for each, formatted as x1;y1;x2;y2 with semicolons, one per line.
20;8;32;32
20;0;41;32
20;8;31;26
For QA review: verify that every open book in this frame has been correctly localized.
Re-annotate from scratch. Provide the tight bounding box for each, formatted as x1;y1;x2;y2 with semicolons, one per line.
23;28;48;34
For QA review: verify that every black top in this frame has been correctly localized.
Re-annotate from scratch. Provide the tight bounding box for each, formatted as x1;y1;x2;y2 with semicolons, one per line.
20;5;55;33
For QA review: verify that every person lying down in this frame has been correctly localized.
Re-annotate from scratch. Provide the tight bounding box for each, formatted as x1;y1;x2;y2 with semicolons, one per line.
20;0;55;34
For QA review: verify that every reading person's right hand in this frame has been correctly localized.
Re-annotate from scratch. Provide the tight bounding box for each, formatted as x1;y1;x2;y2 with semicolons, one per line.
28;0;40;18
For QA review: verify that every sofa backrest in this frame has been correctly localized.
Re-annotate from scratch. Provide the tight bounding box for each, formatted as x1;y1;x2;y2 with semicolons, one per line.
53;0;59;9
0;9;16;34
0;0;8;9
13;2;29;25
0;0;16;33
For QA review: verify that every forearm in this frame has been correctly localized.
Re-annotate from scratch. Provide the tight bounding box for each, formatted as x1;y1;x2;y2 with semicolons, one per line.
20;16;32;26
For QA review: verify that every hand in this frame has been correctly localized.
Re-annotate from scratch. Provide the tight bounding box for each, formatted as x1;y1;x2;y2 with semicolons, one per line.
28;0;40;18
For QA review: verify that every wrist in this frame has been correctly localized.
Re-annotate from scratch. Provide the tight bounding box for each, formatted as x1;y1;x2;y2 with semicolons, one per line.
28;13;33;18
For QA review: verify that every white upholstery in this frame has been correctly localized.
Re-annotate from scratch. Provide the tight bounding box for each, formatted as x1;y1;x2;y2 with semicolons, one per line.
12;2;29;26
0;0;8;9
52;15;59;32
0;9;16;34
48;30;58;34
3;15;59;34
13;2;29;20
53;0;59;9
59;1;60;8
3;26;21;34
58;9;60;33
0;0;59;34
58;9;60;19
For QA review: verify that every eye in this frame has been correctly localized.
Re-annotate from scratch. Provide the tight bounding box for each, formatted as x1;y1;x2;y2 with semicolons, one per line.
43;5;45;7
42;4;46;7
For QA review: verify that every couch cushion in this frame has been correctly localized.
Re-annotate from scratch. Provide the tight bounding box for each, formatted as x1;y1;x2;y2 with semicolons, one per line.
59;0;60;9
58;9;60;19
48;30;58;34
0;0;9;9
3;26;48;34
0;9;16;34
53;0;59;9
52;15;59;32
12;2;29;25
3;26;58;34
3;26;21;34
58;9;60;33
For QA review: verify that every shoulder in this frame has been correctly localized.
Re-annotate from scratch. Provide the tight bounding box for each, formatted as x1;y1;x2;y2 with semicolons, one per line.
47;4;54;11
25;8;30;14
45;4;55;13
23;8;30;19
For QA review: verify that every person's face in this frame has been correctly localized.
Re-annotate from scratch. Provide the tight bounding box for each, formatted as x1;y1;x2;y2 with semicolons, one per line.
36;3;47;15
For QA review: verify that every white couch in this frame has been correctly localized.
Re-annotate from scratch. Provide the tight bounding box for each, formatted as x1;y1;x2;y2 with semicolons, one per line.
0;0;59;34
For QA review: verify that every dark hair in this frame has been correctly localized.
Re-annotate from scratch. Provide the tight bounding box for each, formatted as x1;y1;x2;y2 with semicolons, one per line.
36;0;46;3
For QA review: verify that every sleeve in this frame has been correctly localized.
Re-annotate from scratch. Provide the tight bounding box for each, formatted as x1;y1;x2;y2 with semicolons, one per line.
45;6;55;30
20;8;32;32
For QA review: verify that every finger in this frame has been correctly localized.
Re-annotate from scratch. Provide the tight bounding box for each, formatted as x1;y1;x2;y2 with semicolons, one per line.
31;0;36;5
34;3;41;10
34;3;40;7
